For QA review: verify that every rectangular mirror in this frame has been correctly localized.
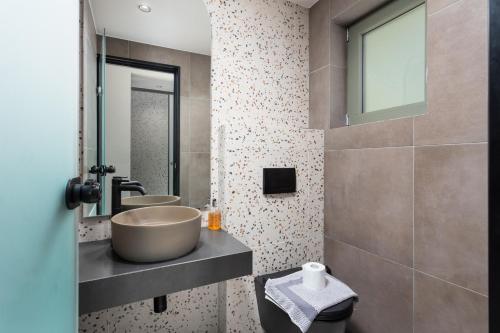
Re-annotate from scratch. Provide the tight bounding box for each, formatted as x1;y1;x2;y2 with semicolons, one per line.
82;1;211;218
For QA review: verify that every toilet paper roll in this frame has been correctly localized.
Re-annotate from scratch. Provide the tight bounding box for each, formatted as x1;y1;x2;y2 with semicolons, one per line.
302;262;326;291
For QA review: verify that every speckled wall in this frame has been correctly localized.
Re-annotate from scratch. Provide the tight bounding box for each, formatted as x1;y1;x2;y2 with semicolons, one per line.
80;0;325;331
205;0;324;331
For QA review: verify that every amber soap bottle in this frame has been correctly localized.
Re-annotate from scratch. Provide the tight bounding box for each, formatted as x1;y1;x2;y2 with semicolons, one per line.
208;199;221;231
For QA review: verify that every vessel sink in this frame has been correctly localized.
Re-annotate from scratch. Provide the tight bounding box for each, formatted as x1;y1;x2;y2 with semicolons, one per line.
121;195;181;211
111;206;201;263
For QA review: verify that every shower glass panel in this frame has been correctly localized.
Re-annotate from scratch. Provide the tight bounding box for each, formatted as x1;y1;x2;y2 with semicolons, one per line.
97;32;107;215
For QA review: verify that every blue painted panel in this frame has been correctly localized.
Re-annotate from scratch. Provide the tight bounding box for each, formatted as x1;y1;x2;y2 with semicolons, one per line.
0;1;78;332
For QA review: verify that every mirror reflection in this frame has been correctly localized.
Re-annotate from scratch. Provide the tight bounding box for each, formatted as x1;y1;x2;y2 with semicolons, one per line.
82;0;211;217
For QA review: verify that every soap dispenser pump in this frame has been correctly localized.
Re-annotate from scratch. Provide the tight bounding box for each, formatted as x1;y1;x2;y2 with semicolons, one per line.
208;199;221;231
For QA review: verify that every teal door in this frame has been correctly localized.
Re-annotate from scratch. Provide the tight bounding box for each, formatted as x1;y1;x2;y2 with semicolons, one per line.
0;1;78;332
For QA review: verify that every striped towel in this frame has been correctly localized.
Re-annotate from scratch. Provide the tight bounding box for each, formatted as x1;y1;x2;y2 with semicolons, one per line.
265;270;357;332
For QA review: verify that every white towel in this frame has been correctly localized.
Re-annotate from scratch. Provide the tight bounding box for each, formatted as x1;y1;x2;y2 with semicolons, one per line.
264;270;357;333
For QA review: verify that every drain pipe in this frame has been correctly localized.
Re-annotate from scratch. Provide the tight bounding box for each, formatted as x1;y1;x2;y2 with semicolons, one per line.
153;296;167;313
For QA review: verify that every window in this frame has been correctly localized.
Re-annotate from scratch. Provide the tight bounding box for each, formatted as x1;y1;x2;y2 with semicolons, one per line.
347;0;426;125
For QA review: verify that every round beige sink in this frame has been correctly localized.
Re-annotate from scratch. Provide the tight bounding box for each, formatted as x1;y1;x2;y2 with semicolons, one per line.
121;195;181;211
111;206;201;263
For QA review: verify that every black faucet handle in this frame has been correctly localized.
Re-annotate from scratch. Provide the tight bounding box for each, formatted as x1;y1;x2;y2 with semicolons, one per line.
121;180;143;186
112;176;129;185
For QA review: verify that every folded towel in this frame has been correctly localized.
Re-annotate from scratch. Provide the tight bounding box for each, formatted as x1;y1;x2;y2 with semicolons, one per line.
264;270;357;333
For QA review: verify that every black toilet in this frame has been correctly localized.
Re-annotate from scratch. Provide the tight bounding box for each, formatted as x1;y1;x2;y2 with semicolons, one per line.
254;267;355;333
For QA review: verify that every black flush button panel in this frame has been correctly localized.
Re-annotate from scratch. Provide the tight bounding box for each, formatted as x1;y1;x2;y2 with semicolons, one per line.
263;168;296;194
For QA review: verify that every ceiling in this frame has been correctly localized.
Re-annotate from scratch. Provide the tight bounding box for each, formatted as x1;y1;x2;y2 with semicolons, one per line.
89;0;319;56
288;0;320;8
89;0;211;55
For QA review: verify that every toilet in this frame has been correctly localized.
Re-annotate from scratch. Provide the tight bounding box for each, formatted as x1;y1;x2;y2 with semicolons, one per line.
254;267;355;333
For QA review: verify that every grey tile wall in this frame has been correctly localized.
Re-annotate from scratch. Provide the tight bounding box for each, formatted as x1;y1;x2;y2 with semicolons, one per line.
325;239;413;333
414;144;488;294
314;0;489;331
324;117;413;150
325;147;414;266
310;0;331;71
414;0;488;145
414;271;488;333
310;67;331;129
331;0;391;25
309;0;347;129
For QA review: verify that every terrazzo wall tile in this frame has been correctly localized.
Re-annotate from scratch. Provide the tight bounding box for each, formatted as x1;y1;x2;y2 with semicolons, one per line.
78;283;219;333
80;0;324;331
78;218;111;242
207;0;311;203
253;234;323;276
79;309;109;333
204;0;323;331
224;276;263;333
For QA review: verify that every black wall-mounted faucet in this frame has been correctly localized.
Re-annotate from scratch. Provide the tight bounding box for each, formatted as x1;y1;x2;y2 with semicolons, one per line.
111;176;147;216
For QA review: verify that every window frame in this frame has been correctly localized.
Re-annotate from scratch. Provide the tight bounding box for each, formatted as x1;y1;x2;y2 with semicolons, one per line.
347;0;427;125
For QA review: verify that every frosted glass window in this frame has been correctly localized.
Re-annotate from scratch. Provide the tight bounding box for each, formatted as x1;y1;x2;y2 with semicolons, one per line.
346;0;426;125
363;4;425;113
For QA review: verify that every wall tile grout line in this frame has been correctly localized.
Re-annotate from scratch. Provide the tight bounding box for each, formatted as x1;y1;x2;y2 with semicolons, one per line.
332;0;362;21
324;141;488;152
414;270;489;298
309;63;331;75
325;236;414;270
325;236;489;298
412;117;415;333
428;0;463;17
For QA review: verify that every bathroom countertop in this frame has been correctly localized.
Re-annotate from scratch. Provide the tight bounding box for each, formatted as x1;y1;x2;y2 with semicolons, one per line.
79;228;252;314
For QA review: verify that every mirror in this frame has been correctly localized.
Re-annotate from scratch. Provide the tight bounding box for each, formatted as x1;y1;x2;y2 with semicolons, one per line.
82;0;211;217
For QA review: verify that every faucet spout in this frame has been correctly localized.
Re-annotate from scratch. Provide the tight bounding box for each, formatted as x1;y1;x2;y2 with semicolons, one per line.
111;176;148;216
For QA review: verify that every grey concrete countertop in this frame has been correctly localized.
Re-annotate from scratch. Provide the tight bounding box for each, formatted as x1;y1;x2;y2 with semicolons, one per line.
79;228;252;314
